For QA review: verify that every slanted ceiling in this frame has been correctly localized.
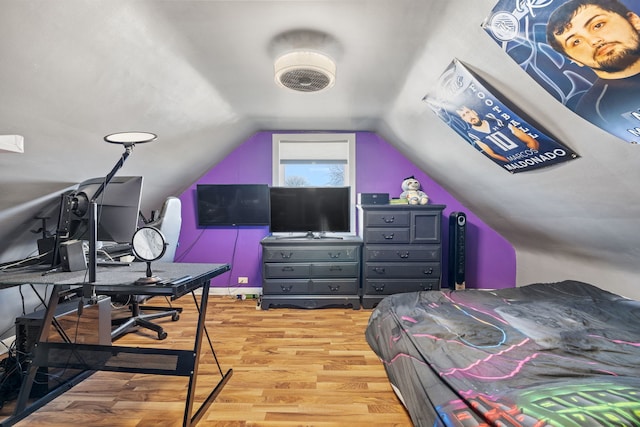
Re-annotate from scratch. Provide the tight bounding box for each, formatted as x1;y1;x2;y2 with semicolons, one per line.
1;1;639;298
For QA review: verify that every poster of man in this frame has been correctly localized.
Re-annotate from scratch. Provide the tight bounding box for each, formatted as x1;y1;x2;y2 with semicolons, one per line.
423;59;578;173
483;0;640;144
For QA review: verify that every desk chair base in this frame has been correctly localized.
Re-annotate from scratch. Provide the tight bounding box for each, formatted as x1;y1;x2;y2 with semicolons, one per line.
111;301;182;340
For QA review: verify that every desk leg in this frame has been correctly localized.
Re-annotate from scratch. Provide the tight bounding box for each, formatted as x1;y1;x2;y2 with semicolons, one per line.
182;279;233;427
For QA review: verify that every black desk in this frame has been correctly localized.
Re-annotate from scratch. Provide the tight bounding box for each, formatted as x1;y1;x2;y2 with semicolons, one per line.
0;262;231;427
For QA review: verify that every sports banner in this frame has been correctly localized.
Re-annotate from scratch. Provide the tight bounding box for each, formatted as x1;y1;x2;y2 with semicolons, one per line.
423;59;579;173
483;0;640;144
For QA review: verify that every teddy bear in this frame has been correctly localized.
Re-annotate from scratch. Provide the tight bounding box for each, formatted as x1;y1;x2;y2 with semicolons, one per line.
400;175;429;205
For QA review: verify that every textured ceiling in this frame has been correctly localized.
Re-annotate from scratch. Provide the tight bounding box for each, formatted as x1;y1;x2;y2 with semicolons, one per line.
1;1;639;292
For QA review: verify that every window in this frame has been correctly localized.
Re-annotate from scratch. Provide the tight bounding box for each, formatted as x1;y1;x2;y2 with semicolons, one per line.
272;133;356;234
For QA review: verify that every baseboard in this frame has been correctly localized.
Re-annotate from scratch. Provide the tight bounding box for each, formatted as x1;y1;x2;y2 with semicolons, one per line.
207;287;262;297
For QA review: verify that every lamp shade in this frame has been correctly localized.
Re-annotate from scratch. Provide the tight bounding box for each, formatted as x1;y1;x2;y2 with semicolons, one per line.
104;132;157;146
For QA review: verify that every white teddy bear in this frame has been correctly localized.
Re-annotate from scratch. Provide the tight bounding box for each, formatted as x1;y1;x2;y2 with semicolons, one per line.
400;176;429;205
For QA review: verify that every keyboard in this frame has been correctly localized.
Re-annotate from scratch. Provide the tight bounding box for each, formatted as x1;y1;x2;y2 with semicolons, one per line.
97;261;132;267
100;243;132;256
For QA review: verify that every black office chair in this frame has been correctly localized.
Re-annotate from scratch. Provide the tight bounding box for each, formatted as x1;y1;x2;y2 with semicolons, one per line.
111;197;183;340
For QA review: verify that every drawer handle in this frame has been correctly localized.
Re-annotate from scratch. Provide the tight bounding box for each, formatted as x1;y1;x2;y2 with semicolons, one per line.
421;284;434;291
382;233;395;240
328;252;341;259
282;266;295;272
397;251;410;259
382;216;395;223
373;267;386;274
280;285;292;293
423;267;434;275
373;284;386;292
280;252;293;259
329;266;343;272
328;285;341;292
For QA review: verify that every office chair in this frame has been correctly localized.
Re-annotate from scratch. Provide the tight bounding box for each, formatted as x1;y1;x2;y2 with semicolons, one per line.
111;196;183;340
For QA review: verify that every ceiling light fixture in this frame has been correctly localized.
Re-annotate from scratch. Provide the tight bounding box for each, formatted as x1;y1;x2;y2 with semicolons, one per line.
274;51;336;93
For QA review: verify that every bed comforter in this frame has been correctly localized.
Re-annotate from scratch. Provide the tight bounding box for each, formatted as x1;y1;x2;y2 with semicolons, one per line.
365;281;640;426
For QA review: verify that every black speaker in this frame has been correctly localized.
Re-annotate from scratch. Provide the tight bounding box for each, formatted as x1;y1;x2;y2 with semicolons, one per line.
59;240;87;272
448;212;466;290
358;193;389;205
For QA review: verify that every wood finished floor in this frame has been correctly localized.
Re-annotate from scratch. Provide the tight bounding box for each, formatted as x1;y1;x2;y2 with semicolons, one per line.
1;295;412;427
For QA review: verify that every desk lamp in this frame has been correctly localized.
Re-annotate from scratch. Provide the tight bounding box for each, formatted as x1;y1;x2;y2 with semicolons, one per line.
85;132;157;282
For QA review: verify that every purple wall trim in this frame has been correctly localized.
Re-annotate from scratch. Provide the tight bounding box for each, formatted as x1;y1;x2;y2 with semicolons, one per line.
175;131;515;290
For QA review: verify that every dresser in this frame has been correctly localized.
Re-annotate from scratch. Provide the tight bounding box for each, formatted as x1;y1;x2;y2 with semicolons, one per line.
260;236;362;310
358;204;445;309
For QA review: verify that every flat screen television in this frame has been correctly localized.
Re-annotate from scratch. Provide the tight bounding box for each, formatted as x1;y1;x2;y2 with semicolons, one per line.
196;184;270;226
269;186;351;237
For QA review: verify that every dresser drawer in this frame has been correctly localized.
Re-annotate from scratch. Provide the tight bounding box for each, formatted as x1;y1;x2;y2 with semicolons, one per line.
363;210;411;227
263;279;310;294
263;245;360;262
263;279;359;295
264;263;311;278
363;228;410;244
365;262;441;278
309;279;359;295
364;245;440;262
311;262;359;278
265;262;359;279
363;279;440;295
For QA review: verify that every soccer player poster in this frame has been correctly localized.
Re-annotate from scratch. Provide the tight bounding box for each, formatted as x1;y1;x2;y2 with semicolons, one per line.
423;59;578;173
483;0;640;144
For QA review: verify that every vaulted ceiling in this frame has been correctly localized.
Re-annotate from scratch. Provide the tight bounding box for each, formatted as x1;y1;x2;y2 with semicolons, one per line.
1;1;639;297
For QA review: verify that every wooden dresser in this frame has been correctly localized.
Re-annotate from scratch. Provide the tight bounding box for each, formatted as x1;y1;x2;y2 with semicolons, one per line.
358;204;445;309
260;236;362;309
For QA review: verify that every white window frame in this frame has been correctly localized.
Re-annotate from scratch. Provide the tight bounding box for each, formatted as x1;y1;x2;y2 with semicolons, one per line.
272;133;356;235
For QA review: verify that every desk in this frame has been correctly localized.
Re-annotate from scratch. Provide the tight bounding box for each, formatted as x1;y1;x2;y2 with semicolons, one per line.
0;262;231;427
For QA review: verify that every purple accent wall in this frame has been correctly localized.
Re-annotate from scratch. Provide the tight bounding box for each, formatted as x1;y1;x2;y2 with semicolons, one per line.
175;131;515;289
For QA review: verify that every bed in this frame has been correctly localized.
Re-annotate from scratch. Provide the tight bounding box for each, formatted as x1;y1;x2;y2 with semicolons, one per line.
365;280;640;427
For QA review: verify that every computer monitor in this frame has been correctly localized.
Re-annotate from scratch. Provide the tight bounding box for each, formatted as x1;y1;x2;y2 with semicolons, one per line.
58;176;143;244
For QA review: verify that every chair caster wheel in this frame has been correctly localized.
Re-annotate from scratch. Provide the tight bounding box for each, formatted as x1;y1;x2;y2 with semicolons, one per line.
171;313;180;321
158;331;168;340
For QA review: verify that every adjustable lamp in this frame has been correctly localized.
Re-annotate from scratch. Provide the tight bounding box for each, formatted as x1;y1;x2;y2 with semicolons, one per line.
104;131;157;146
86;132;157;282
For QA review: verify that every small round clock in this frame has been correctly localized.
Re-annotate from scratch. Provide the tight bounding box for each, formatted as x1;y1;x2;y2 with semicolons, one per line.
131;226;167;284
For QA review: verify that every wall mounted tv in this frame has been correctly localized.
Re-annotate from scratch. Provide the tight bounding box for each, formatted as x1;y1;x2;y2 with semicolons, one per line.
269;186;351;237
196;184;270;226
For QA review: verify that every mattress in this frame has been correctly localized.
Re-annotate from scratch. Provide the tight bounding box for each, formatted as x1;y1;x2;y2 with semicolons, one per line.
365;281;640;426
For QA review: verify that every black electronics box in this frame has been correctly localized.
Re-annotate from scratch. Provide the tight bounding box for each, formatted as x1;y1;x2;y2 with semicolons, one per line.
15;296;111;397
37;236;56;264
358;193;389;205
59;240;87;272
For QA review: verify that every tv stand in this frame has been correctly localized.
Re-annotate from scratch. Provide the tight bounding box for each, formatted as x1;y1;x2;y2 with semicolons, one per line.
260;236;362;309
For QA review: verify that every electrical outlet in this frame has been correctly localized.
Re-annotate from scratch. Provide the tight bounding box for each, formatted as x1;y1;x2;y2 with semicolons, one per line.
238;277;249;284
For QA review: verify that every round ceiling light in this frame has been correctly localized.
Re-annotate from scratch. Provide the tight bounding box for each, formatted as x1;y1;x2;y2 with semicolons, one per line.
274;51;336;93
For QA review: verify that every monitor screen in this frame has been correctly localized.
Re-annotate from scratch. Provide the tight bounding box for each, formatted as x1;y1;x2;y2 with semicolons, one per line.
269;186;351;235
196;184;270;226
61;176;143;243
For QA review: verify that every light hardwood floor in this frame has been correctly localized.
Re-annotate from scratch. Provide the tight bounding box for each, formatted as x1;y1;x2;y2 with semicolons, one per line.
2;295;412;427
